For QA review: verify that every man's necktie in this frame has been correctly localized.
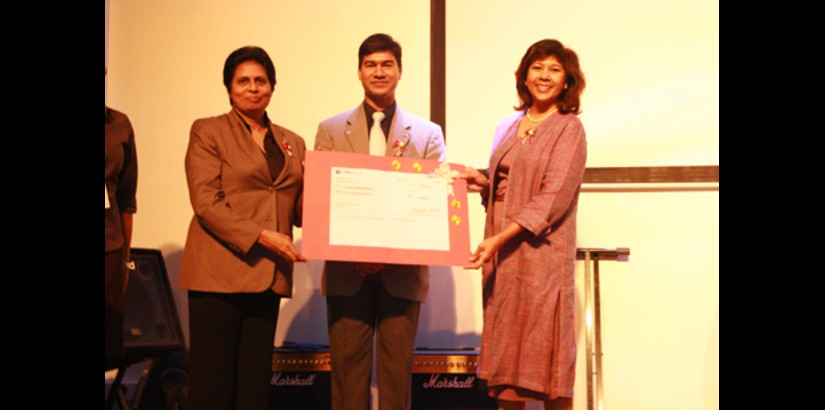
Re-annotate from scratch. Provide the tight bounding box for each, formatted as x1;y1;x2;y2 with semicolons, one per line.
370;111;386;156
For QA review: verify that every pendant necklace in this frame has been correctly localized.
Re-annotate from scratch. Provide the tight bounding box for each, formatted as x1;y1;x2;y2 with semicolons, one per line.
521;107;558;144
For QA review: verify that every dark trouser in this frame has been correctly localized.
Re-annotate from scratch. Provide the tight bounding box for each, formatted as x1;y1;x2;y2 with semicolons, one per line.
105;249;126;370
327;274;421;410
188;289;280;410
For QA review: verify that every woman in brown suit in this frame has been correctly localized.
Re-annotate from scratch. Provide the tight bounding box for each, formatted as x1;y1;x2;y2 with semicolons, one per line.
179;46;306;410
463;39;587;410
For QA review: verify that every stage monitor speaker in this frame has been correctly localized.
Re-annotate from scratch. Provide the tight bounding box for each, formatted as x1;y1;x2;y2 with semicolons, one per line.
411;349;497;410
123;248;186;362
268;347;331;410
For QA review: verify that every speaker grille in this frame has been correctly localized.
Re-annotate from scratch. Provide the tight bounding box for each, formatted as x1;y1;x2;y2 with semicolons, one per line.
122;248;185;360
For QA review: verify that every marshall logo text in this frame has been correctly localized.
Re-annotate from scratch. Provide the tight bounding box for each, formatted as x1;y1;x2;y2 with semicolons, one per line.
421;374;476;389
270;372;316;387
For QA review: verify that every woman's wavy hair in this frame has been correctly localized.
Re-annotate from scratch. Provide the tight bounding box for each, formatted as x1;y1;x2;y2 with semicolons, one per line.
514;39;585;115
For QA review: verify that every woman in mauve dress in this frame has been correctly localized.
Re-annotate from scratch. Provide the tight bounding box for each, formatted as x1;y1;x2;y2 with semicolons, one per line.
462;39;587;410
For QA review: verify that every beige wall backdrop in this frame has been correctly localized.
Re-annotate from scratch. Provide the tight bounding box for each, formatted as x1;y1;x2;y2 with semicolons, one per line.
106;1;718;409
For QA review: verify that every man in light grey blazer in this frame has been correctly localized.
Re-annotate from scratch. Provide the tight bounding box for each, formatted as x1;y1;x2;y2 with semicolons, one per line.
314;33;445;410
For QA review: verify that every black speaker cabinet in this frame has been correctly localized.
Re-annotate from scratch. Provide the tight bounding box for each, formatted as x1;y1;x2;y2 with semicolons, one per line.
411;349;496;410
268;348;332;410
123;248;186;362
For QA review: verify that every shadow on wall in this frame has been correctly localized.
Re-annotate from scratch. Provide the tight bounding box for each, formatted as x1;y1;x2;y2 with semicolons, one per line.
279;254;329;345
417;265;482;349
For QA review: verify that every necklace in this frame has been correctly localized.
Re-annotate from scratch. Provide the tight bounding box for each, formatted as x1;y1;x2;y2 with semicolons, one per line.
526;106;558;122
521;107;558;143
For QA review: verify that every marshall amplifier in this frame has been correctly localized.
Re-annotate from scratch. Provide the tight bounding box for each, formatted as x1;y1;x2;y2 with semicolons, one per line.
267;345;331;410
411;349;496;410
267;346;495;409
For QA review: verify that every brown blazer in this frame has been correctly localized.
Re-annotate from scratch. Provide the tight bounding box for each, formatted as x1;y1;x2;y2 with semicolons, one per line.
179;110;306;297
314;104;445;302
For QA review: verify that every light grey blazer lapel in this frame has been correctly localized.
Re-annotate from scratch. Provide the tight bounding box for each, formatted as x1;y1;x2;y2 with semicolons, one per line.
387;107;412;157
344;106;369;154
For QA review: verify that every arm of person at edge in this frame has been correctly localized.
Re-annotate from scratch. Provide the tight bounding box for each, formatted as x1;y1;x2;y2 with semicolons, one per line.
186;120;305;263
121;212;133;293
118;122;138;293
